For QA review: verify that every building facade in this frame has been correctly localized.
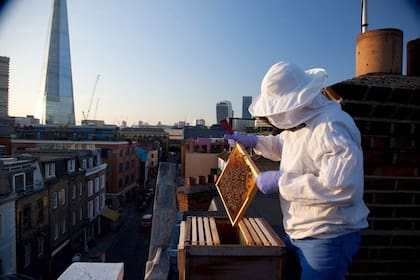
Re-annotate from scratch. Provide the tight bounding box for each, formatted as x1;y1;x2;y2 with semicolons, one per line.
11;139;137;212
0;157;20;276
41;0;75;125
18;150;107;278
15;181;49;279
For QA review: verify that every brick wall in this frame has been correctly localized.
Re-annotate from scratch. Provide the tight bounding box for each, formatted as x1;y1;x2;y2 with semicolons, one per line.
329;74;420;279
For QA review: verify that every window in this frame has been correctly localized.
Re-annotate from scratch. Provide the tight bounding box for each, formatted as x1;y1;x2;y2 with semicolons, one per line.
53;192;58;209
37;199;44;222
79;207;83;221
95;177;99;193
81;159;87;170
88;158;93;168
88;200;94;219
45;162;55;178
119;163;123;172
95;196;100;215
101;193;105;210
54;223;58;240
125;161;129;170
79;182;83;196
23;206;31;229
13;173;25;193
72;210;76;226
37;237;44;257
88;180;93;197
60;189;66;206
71;184;76;200
67;159;76;173
61;218;66;234
24;243;31;267
100;174;105;190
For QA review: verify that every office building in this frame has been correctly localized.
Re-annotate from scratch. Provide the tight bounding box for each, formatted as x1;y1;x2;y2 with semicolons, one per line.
195;119;205;126
41;0;75;125
216;100;233;123
0;56;9;118
242;96;252;119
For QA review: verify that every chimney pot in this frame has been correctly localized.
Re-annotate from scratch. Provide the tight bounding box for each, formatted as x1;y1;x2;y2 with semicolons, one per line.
356;28;403;76
407;38;420;76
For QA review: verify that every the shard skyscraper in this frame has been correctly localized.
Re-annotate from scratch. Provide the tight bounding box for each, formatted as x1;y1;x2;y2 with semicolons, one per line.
41;0;75;125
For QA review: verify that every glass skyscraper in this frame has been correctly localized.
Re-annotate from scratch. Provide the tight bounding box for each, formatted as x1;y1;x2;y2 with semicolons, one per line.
242;96;252;119
41;0;75;125
216;100;233;123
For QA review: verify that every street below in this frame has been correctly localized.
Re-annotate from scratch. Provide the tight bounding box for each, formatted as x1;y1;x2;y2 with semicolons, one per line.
107;201;152;279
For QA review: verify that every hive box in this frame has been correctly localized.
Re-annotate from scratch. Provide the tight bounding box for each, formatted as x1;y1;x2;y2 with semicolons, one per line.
177;216;285;280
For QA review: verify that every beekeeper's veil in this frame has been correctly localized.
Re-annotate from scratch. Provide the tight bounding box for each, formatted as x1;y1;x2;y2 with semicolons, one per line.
248;61;330;129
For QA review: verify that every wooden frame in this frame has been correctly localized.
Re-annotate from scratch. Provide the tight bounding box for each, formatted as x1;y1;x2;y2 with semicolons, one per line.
215;143;260;226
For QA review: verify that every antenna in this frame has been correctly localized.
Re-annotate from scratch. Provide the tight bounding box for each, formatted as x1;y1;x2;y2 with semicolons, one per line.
361;0;368;33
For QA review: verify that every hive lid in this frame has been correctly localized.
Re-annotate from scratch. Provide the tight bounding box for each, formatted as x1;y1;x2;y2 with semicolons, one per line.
215;143;260;226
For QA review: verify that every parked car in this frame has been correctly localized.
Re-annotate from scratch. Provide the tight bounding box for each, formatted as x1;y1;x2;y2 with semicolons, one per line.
140;213;153;228
72;253;82;262
137;200;148;212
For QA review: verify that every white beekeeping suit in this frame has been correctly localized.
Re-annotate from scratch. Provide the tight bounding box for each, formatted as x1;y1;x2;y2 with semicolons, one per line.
249;62;369;239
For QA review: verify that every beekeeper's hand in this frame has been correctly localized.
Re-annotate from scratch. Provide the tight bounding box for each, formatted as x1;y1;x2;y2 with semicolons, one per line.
224;132;258;148
255;171;282;194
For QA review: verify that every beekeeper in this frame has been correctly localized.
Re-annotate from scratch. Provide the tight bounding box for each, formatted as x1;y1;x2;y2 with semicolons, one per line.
225;61;369;280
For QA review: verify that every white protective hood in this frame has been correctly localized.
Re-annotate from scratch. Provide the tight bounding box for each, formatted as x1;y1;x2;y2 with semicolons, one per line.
249;61;328;129
267;93;333;129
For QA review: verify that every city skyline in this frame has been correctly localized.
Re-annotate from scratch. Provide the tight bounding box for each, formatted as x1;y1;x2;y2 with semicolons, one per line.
0;0;419;126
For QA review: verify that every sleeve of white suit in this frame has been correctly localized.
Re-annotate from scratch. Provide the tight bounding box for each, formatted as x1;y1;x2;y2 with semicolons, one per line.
253;134;283;161
279;122;364;207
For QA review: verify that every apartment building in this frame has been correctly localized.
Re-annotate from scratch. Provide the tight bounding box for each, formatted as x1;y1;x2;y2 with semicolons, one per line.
0;157;23;276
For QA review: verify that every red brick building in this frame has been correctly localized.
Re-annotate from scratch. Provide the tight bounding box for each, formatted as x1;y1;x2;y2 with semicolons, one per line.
327;73;420;279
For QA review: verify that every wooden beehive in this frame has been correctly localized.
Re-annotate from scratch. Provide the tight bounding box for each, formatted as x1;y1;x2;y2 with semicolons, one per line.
215;143;260;226
178;216;285;280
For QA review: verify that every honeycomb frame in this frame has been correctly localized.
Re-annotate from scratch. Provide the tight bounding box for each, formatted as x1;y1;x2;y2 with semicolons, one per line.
215;143;260;226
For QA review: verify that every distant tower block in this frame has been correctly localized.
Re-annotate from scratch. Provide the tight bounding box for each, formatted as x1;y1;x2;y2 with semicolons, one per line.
42;0;75;125
242;96;252;119
0;56;10;118
355;28;403;76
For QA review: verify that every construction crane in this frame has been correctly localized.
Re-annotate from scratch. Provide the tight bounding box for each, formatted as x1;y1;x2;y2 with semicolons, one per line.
82;74;100;121
93;98;100;120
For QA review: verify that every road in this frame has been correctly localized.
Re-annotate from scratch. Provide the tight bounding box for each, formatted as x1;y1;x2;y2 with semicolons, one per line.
107;202;152;280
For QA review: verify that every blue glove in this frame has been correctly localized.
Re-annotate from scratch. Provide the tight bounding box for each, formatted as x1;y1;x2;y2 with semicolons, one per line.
255;171;282;194
224;132;258;148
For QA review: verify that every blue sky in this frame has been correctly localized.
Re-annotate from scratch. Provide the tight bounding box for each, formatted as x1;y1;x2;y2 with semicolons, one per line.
0;0;419;126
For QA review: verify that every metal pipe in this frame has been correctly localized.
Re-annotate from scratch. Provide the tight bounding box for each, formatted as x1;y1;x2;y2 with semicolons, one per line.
361;0;368;33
